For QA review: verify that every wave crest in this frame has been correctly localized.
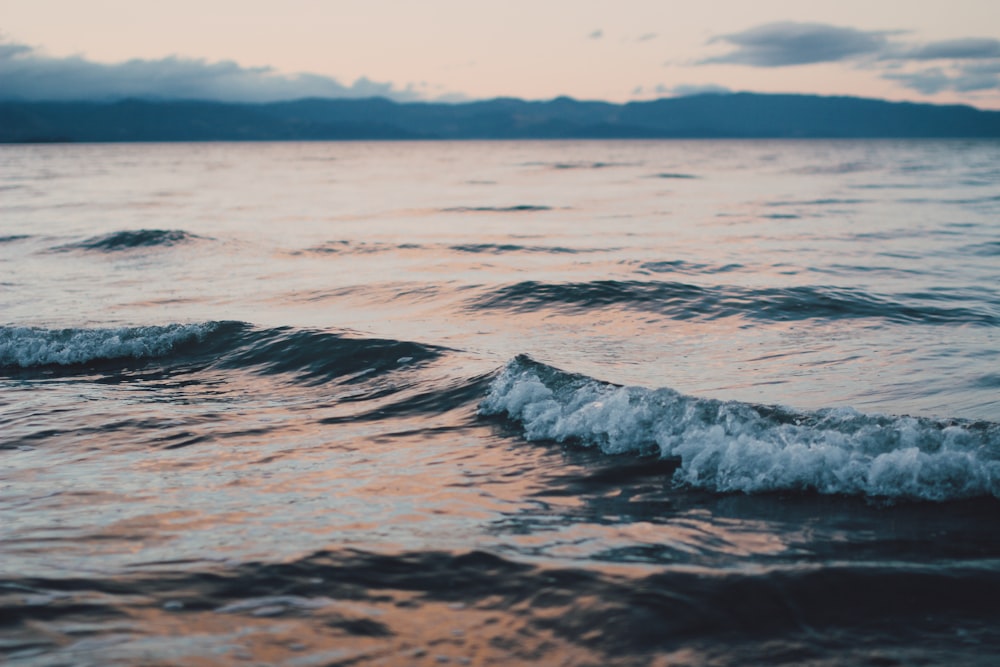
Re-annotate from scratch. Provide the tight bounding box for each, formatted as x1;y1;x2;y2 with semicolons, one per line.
60;229;201;252
0;322;444;386
468;280;1000;326
216;327;443;385
0;322;221;368
479;355;1000;501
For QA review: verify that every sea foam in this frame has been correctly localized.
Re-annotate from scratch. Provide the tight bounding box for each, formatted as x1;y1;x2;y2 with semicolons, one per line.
480;356;1000;501
0;323;219;368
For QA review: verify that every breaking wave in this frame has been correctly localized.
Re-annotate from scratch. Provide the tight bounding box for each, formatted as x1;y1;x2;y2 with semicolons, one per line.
479;356;1000;501
0;323;220;368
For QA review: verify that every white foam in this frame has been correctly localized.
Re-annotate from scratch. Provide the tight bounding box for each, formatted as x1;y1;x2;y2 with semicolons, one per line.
0;323;219;368
480;356;1000;501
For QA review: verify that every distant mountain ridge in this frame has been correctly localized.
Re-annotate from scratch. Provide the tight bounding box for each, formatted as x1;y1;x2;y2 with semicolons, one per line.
3;93;1000;142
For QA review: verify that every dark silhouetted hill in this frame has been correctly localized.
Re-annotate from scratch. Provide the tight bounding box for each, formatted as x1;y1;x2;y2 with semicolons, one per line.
2;93;999;143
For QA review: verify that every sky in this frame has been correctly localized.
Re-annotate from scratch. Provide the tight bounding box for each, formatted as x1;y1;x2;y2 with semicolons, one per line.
3;0;1000;109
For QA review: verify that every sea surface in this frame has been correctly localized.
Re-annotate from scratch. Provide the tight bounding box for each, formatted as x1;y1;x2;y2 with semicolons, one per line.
1;139;999;666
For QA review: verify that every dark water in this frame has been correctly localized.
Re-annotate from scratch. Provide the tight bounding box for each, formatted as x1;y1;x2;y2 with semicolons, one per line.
1;140;999;666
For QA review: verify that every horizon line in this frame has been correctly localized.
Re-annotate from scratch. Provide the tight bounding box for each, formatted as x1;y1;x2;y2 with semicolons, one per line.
3;90;998;113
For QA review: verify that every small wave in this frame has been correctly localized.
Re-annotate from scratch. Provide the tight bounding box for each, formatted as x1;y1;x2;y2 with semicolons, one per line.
468;280;1000;326
58;229;202;252
215;327;444;386
766;198;868;207
321;372;495;423
7;548;1000;665
0;322;444;386
790;161;871;175
298;239;353;255
972;374;1000;389
639;260;744;275
441;205;553;213
480;356;1000;502
523;160;636;170
7;547;1000;666
961;241;1000;257
551;161;634;170
0;323;223;369
295;240;425;256
470;280;707;315
943;194;1000;205
295;241;588;257
0;235;31;244
450;243;581;254
650;172;698;179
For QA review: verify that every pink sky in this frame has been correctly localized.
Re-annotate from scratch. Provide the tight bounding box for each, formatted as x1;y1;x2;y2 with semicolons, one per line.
4;0;1000;108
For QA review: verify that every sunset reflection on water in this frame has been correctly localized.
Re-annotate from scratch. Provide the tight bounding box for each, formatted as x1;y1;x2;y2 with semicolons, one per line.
3;140;999;665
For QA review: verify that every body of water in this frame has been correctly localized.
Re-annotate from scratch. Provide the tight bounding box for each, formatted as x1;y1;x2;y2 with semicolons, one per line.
2;139;999;666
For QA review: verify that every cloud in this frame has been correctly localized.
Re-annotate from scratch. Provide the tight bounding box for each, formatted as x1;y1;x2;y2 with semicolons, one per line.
893;38;1000;61
0;39;422;103
698;21;1000;98
878;39;1000;95
965;60;1000;75
884;65;1000;94
0;42;32;59
631;83;731;99
702;22;893;67
882;68;954;95
666;83;732;97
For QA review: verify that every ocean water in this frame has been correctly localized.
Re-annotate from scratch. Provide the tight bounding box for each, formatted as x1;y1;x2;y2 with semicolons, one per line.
1;139;999;666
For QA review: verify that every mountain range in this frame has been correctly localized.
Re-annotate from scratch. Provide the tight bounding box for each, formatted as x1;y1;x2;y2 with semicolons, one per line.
3;92;1000;142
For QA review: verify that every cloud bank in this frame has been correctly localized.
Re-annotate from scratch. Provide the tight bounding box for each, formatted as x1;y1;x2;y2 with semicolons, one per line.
896;38;1000;61
703;22;892;67
702;22;1000;97
0;40;421;103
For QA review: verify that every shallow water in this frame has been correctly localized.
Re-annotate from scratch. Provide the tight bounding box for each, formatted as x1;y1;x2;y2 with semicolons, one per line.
1;139;999;665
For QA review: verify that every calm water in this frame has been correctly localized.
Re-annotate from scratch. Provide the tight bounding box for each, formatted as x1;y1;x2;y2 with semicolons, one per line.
2;140;999;666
